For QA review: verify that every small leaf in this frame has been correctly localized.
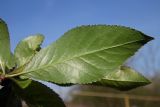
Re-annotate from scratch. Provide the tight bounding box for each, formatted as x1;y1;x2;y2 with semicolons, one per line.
14;34;44;67
92;66;151;90
9;25;153;84
11;78;32;89
13;81;66;107
0;18;15;71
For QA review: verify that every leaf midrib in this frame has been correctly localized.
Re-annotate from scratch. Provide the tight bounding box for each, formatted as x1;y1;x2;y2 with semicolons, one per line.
6;39;144;77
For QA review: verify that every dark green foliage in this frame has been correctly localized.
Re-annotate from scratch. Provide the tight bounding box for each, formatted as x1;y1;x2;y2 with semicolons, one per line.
13;81;66;107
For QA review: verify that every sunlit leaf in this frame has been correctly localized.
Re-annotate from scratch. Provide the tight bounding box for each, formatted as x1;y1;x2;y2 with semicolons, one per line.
18;25;152;84
0;18;15;71
14;34;44;67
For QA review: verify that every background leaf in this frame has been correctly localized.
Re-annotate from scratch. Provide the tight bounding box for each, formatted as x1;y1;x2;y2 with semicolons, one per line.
10;25;152;84
0;18;15;71
13;80;66;107
91;66;151;90
14;34;44;67
0;80;22;107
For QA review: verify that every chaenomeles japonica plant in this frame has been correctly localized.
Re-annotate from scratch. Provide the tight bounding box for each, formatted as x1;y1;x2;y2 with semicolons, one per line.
0;18;153;107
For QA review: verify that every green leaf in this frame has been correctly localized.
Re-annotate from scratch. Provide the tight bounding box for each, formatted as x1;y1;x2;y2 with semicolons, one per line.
14;34;44;67
12;34;44;85
11;78;32;89
92;66;151;90
9;25;152;84
0;18;15;72
7;53;16;70
13;81;66;107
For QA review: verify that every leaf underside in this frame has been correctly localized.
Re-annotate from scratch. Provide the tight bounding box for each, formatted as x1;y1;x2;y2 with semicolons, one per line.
92;66;150;90
19;25;152;84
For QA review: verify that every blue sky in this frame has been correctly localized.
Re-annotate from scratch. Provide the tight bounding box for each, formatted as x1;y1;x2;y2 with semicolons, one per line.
0;0;160;50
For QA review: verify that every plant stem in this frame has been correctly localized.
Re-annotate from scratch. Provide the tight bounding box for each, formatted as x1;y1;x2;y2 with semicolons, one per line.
5;71;27;78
